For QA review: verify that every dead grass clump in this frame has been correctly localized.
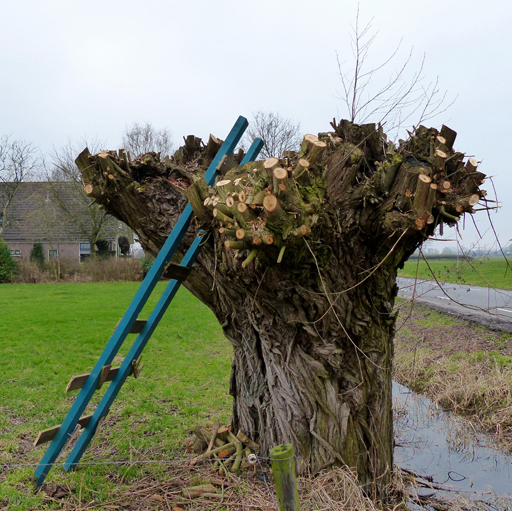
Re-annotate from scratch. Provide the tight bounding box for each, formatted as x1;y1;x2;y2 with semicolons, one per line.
13;258;55;283
12;256;144;283
79;257;143;282
13;257;84;282
299;467;382;511
34;461;406;511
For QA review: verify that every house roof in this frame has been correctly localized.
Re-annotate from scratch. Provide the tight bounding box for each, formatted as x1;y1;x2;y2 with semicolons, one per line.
0;181;121;243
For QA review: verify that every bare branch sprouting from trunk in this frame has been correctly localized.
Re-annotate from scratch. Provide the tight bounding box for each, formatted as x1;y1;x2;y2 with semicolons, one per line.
336;8;455;139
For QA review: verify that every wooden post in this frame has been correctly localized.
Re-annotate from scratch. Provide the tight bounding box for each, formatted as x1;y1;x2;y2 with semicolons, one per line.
270;443;300;511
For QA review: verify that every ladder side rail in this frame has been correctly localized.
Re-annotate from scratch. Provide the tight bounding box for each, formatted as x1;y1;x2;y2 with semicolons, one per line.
64;138;263;469
34;115;249;486
241;138;264;165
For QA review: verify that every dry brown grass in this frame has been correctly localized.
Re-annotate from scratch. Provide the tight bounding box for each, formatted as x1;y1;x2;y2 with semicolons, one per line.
78;256;143;282
38;460;512;511
299;468;383;511
12;256;144;283
36;463;398;511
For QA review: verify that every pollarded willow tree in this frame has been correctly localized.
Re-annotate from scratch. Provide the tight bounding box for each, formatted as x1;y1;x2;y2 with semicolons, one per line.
76;120;485;495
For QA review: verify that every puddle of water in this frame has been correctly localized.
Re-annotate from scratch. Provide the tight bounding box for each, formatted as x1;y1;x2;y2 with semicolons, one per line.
393;381;512;503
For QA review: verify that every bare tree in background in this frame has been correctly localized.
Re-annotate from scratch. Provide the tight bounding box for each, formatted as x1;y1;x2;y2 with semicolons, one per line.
28;192;64;279
244;111;302;159
49;137;104;181
0;135;38;235
122;122;174;157
337;10;454;138
46;139;121;256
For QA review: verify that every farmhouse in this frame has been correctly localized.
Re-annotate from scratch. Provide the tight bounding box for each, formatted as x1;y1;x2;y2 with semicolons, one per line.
0;181;130;262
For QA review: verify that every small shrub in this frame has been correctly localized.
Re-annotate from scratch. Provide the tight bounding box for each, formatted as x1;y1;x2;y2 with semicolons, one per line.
95;239;115;259
0;238;17;283
140;256;155;274
95;239;110;251
30;242;45;267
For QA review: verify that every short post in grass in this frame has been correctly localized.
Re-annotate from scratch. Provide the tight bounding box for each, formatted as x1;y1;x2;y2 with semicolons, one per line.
270;443;300;511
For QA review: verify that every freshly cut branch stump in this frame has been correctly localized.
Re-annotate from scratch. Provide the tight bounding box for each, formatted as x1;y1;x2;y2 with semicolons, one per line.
273;168;288;180
434;149;448;170
263;194;279;212
466;157;479;173
413;174;432;216
468;193;480;206
294;158;310;180
263;157;280;177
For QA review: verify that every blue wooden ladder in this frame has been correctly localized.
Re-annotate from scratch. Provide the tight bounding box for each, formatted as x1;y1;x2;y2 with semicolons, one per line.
33;116;263;487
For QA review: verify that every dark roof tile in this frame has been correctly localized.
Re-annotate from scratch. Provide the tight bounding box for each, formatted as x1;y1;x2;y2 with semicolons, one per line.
0;182;121;242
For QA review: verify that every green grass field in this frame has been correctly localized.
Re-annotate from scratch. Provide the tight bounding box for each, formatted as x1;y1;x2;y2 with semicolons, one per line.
398;256;512;290
0;282;233;510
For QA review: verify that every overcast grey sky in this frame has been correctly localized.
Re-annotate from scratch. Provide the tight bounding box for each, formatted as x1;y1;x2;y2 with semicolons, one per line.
1;0;510;250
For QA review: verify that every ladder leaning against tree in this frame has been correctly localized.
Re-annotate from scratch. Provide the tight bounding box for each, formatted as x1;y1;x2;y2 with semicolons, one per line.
33;116;264;487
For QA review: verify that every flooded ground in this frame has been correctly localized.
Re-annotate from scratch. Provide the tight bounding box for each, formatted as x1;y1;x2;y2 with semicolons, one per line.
393;381;512;509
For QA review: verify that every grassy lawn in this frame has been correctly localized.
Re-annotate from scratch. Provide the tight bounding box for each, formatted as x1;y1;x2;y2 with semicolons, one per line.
0;282;233;510
4;283;512;509
398;255;512;290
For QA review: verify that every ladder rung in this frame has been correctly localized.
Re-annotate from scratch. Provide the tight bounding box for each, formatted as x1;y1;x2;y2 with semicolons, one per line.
34;415;93;447
128;319;147;334
113;318;147;334
162;262;192;281
66;365;119;392
66;356;143;392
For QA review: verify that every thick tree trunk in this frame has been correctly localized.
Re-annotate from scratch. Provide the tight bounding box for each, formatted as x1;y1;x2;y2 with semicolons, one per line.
76;120;486;497
214;255;396;490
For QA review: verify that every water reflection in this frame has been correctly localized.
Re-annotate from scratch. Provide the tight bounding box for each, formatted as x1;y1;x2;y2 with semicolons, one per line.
393;381;512;503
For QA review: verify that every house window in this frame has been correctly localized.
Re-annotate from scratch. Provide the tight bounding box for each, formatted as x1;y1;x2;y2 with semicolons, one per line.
10;249;21;256
48;249;58;259
80;243;91;261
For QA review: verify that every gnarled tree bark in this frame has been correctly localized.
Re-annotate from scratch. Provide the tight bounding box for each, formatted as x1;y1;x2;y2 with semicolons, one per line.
76;120;486;497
